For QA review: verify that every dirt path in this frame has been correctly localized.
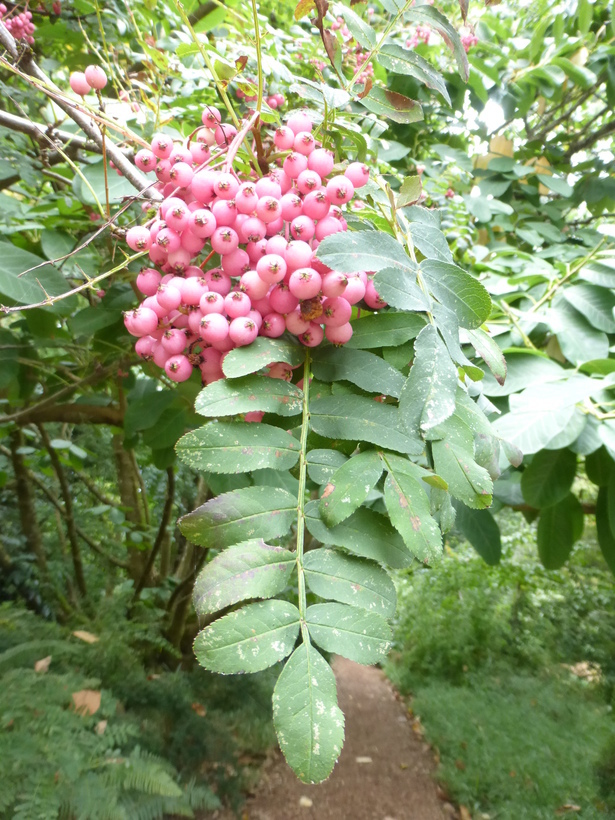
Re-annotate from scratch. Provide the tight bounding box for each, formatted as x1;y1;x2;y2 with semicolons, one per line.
223;657;448;820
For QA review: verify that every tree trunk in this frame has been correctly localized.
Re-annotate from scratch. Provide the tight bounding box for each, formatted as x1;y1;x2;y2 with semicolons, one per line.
9;430;47;573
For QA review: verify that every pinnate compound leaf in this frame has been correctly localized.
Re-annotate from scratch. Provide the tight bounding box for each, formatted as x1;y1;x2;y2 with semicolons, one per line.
179;486;296;548
379;44;451;104
421;261;491;329
194;600;299;674
222;337;304;378
453;503;501;565
311;346;406;398
383;468;442;563
273;643;344;784
465;328;506;385
193;541;296;616
537;494;584;570
373;267;431;313
399;325;457;436
303;549;397;618
316;230;415;275
320;450;384;526
306;603;392;665
176;421;299;474
310;395;423;455
345;312;427;349
195;376;303;417
520;448;577;509
307;449;348;485
305;501;413;568
432;439;493;509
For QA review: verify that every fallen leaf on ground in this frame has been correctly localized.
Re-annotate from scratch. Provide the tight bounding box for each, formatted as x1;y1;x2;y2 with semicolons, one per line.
72;630;99;643
355;756;372;764
459;807;472;820
556;806;581;815
95;720;107;735
34;656;51;673
72;689;101;716
299;796;313;808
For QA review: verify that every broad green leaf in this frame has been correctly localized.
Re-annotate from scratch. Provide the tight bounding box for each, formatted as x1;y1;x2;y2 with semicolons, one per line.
585;447;614;487
396;175;422;209
360;87;424;124
193;541;296;616
193;600;300;674
421;261;491;329
596;488;615;575
383;468;442;563
465;328;507;385
480;352;562;397
307;449;348;485
520;448;577;508
306;603;391;665
272;644;344;784
537;494;584;570
399;325;457;436
222;337;304;377
406;5;469;81
379;44;451;104
408;224;453;263
431;488;456;533
77;160;138;205
319;451;384;526
176;421;299;473
334;2;376;48
345;312;426;349
492;407;576;456
141;405;188;451
0;242;76;314
536;174;573;197
578;260;615;288
179;486;296;548
311;347;405;398
373;267;431;313
303;549;397;617
453;503;501;565
195;376;303;417
310;395;423;455
553;299;609;365
431;439;493;509
562;284;615;333
124;384;176;438
305;501;413;568
316;230;414;275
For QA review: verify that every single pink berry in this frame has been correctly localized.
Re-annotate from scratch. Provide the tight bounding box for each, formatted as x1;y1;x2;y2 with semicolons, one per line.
211;227;239;255
344;274;367;305
260;313;286;338
255;177;282;199
151;133;173;159
125;306;159;337
283;152;309;179
321;296;352;327
290;215;316;241
325;322;353;345
204;269;232;296
299;322;324;348
135;336;156;359
308;148;334;178
214;172;240;200
126;226;152;251
256;253;287;285
84;65;107;90
345;162;369;188
255;196;282;224
135;149;156;172
161;328;187;355
202;106;221;127
322;271;348;298
156;283;182;312
136;268;161;296
285;309;311;336
165;354;193;382
286;112;313;135
269;283;299;314
224;291;251;319
288;268;322;300
326;175;355;205
236;182;259;214
200;291;225;314
267;362;293;381
222;248;251;277
240;269;270;301
69;72;91;96
189;209;217;238
200;312;230;344
229;317;259;346
284;240;313;271
364;279;387;309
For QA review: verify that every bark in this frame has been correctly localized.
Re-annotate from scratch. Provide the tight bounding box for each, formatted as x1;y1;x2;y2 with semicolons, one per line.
9;430;47;572
132;467;175;601
112;434;147;580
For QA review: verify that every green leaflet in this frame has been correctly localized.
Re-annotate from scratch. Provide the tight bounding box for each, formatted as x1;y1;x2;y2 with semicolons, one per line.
193;599;300;674
0;241;77;315
406;4;469;80
334;2;376;48
178;486;296;548
562;283;615;333
379;44;451;104
194;375;303;417
421;261;492;329
221;337;304;378
537;494;584;570
431;439;493;510
175;421;299;474
306;449;348;485
520;448;577;508
373;267;431;313
383;468;442;563
465;328;507;386
316;230;415;275
399;325;457;436
272;644;344;784
360;87;424;124
311;346;406;398
310;394;422;455
319;450;384;527
305;501;413;569
306;603;392;665
453;504;501;565
345;312;426;349
303;549;397;618
193;541;296;616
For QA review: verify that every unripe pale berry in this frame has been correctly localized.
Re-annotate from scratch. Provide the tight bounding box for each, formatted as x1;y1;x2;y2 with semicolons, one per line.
69;72;91;96
84;65;107;90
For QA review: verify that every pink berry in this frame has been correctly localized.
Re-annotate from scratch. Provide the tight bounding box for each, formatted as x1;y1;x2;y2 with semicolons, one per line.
244;411;265;422
283;152;308;179
325;322;353;345
315;216;343;241
236;182;259;214
240;269;270;301
135;336;156;359
151;133;173;159
267;362;293;380
274;125;295;150
326;175;355;204
165;203;190;232
200;291;225;314
161;328;187;354
269;283;299;314
215;123;238;146
137;268;161;296
344;274;367;305
125;306;159;336
303;190;330;221
288;268;322;300
69;72;91;96
321;296;352;327
345;162;369;188
256;253;287;285
189;209;217;238
211;227;239;255
322;271;348;298
260;313;286;338
280;193;303;222
229;317;259;346
290;215;316;241
165;354;193;382
308;148;334;177
214;172;240;200
222;248;250;277
224;291;251;319
255;177;282;199
299;322;324;347
156;283;182;311
364;279;387;309
255;196;282;224
211;199;238;227
287;112;313;135
285;309;311;336
135;149;156;171
190;142;210;165
169;161;194;188
293;131;316;156
266;235;289;256
126;226;152;251
204;269;232;296
200;312;230;344
202;106;221;127
84;65;107;90
284;240;312;271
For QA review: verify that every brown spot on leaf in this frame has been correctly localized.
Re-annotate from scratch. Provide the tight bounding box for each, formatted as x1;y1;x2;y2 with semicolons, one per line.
410;516;421;531
322;483;335;498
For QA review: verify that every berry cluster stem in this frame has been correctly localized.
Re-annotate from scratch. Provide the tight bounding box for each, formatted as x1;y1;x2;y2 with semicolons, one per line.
296;350;311;643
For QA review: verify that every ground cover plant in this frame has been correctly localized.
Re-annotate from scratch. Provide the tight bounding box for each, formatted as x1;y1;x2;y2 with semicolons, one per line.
0;0;615;813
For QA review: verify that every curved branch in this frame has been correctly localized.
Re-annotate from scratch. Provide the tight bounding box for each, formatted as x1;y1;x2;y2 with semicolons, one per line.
132;467;176;602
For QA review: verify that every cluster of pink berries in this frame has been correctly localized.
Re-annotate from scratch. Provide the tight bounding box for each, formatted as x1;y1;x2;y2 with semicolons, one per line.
69;65;108;97
123;108;386;384
236;86;285;111
460;31;479;52
0;4;35;43
406;24;431;49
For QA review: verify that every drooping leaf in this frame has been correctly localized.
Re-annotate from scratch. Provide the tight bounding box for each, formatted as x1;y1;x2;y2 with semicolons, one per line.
406;4;469;81
179;486;296;548
345;312;427;349
431;439;493;509
465;328;507;385
334;2;376;48
319;450;384;526
585;447;614;487
421;261;492;329
221;337;304;378
303;549;397;618
453;503;501;565
272;643;345;784
360;87;424;124
316;230;415;275
553;299;609;365
492;407;576;456
310;394;423;455
193;600;300;674
195;376;303;417
305;501;413;568
306;603;392;664
382;463;442;563
520;448;577;508
537;494;584;570
596;487;615;576
311;346;405;398
193;541;296;616
379;44;451;104
176;421;299;473
399;325;458;436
